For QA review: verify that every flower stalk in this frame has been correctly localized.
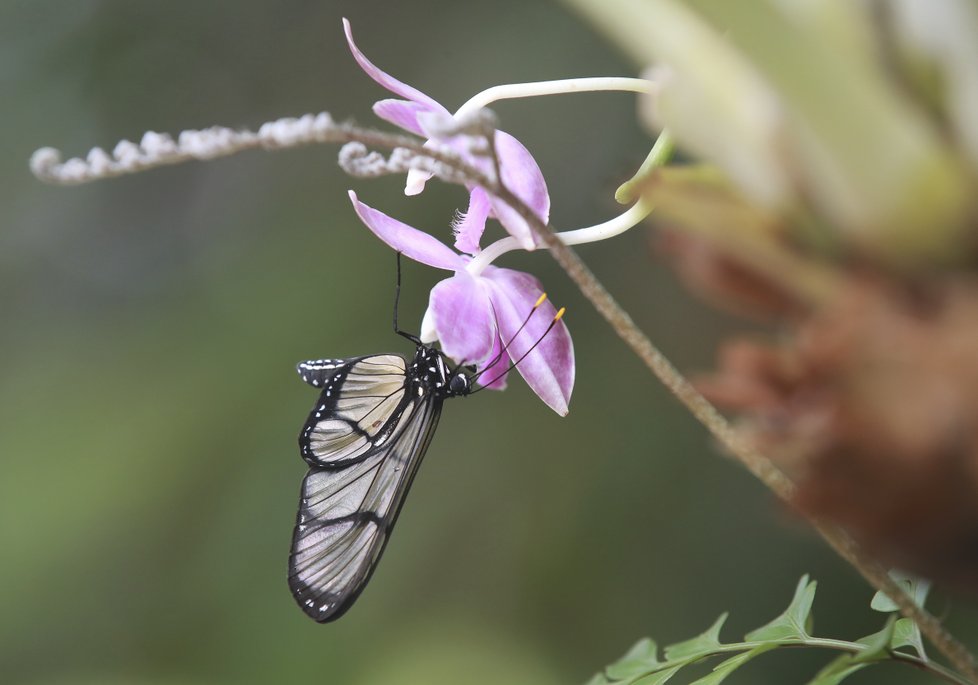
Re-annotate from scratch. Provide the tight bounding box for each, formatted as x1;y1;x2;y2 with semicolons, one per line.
454;76;654;119
466;198;654;277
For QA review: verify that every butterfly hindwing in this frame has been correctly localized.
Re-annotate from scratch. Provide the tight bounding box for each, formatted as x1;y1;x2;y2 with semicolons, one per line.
289;352;445;622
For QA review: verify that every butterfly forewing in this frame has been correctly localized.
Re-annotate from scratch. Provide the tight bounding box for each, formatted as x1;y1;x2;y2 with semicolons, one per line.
298;355;410;467
289;352;445;622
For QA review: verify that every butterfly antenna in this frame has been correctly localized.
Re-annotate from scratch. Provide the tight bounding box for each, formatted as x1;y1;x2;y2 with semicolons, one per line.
393;252;423;346
472;293;548;381
471;304;566;392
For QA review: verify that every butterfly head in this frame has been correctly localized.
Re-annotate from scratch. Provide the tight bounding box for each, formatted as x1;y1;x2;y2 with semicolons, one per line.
446;369;471;397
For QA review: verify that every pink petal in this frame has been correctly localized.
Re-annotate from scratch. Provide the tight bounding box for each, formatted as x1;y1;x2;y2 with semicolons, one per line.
348;191;462;271
487;131;551;250
488;200;534;251
453;187;491;254
343;19;448;115
482;266;574;415
373;99;430;136
497;131;550;222
474;330;510;391
427;272;495;365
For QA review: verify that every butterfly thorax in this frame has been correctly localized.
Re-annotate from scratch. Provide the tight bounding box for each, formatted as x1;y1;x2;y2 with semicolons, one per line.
409;345;471;399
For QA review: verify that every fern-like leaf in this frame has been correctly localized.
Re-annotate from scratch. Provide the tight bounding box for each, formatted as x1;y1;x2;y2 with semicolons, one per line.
745;575;816;641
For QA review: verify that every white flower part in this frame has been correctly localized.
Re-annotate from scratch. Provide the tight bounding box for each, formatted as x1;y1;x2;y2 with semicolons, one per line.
464;197;654;278
407;78;656;198
404;169;428;195
419;306;438;344
454;77;656;120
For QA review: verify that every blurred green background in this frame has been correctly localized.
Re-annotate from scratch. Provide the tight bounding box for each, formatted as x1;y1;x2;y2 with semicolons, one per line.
3;1;976;684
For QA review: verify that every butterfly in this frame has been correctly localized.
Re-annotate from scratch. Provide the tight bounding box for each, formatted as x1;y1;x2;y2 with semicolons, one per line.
287;258;564;622
288;341;472;622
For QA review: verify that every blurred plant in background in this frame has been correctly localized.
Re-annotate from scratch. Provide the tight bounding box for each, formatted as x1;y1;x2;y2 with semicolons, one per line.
564;0;978;681
567;0;978;588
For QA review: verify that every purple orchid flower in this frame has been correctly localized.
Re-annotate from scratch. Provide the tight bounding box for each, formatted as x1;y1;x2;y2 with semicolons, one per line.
343;18;550;253
349;191;574;416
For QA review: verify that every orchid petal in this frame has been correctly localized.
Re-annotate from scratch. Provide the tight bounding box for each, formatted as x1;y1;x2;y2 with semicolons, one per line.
487;131;551;250
475;330;510;391
427;272;495;365
343;19;448;114
483;266;574;415
348;191;463;271
453;187;492;254
373;99;430;136
402;136;442;196
416;110;460;139
405;167;433;196
488;201;534;251
497;131;550;223
420;305;438;344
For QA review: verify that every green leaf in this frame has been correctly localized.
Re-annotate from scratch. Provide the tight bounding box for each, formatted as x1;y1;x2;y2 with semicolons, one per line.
853;615;896;664
631;665;682;685
868;571;930;660
664;614;728;661
805;619;895;685
689;644;778;685
805;658;870;685
745;576;816;641
891;618;927;659
871;571;931;613
605;638;661;680
585;674;612;685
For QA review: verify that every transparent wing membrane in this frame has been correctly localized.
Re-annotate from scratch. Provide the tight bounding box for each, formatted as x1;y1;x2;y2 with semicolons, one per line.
298;355;411;467
289;353;443;622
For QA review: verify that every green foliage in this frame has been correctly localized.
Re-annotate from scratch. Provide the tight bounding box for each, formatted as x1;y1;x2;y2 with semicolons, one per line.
745;575;816;642
664;614;727;661
588;575;967;685
805;617;895;685
870;571;931;659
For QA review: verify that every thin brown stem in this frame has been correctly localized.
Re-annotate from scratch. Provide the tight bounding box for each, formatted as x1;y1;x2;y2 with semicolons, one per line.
485;175;978;684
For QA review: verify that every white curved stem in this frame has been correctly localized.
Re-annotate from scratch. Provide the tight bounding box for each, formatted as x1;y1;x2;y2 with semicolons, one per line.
466;236;522;276
455;77;655;119
555;197;654;245
466;197;654;277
